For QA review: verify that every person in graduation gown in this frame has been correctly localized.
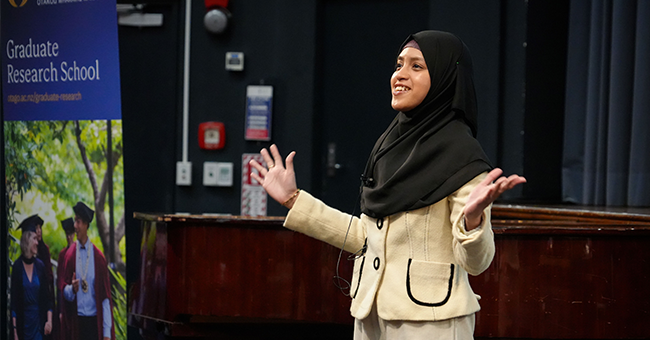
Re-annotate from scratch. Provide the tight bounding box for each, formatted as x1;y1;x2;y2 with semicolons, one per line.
250;31;526;339
56;218;75;340
60;202;115;340
30;215;56;340
28;216;56;310
11;216;54;340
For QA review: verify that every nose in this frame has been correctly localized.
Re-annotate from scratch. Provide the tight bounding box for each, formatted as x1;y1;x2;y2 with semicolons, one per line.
393;67;409;84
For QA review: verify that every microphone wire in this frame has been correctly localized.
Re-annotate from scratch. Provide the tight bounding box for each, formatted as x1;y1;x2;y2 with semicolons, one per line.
332;175;368;297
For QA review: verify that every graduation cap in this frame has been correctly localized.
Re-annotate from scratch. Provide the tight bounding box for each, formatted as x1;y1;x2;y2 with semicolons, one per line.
17;214;44;233
73;202;94;225
61;218;75;235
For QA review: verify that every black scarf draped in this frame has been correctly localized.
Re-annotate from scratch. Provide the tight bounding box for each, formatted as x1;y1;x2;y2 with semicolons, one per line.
22;255;35;264
360;31;492;218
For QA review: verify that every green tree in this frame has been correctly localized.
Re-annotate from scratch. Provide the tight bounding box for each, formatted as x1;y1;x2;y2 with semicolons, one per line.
5;121;43;224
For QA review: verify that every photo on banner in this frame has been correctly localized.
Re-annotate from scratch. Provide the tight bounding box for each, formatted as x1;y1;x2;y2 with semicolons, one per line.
5;121;126;340
2;1;126;339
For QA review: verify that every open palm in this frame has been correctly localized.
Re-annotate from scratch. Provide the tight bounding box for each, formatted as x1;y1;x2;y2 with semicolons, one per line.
464;168;526;229
249;145;299;205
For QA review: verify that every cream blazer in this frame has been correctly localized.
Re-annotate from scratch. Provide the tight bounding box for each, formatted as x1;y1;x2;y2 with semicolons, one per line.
283;172;494;322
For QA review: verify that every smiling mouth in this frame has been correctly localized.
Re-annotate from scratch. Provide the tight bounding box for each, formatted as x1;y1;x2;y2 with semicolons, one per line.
394;86;410;93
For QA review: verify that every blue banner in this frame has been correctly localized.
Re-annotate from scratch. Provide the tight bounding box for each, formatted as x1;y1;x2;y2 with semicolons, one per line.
3;1;126;340
2;0;122;121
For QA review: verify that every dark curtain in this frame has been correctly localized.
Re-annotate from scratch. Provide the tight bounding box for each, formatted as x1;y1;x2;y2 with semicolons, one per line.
563;0;650;206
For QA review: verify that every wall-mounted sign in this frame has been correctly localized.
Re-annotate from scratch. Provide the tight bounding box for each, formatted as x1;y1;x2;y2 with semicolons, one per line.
241;153;267;216
244;85;273;141
2;0;122;121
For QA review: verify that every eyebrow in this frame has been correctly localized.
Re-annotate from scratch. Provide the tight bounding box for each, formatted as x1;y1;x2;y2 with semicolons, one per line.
397;55;426;62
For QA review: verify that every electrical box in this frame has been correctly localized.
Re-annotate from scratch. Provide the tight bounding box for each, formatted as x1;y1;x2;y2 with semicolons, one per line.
203;161;233;187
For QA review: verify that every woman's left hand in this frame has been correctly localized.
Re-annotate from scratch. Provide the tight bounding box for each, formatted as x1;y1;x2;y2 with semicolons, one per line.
464;168;526;230
44;321;52;335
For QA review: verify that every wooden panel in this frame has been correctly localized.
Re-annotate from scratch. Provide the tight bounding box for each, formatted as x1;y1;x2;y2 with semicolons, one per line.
472;204;650;339
130;207;650;339
129;213;354;338
492;204;650;223
472;236;650;338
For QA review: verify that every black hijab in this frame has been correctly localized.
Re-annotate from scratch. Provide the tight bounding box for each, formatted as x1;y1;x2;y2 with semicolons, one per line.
360;30;492;218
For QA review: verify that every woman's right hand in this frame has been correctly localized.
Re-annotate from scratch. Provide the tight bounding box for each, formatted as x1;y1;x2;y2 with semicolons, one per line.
249;144;299;208
44;320;52;335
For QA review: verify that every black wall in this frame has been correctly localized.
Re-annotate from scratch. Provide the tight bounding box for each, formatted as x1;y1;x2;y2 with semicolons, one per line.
173;1;319;215
523;0;570;202
121;0;569;217
120;0;570;213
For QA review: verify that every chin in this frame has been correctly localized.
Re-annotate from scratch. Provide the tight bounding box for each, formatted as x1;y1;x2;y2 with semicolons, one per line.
393;105;412;112
391;103;405;111
391;100;414;112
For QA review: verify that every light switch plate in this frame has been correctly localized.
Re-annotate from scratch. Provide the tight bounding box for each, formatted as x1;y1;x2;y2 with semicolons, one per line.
176;162;192;186
203;162;219;186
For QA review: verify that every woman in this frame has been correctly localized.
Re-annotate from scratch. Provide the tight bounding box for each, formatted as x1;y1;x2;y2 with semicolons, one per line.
250;31;526;339
11;218;54;340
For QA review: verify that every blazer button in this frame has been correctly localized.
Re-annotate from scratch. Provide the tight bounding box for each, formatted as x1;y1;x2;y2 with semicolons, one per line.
376;218;383;230
373;257;380;270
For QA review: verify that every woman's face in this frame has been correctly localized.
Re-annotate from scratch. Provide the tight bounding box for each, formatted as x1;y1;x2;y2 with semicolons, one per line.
35;224;42;241
29;233;38;257
390;47;431;112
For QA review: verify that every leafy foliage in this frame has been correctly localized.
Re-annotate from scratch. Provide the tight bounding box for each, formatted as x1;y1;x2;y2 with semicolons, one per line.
109;267;127;340
4;121;42;224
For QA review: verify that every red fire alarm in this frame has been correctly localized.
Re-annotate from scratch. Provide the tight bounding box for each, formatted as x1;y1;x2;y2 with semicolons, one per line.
198;122;226;150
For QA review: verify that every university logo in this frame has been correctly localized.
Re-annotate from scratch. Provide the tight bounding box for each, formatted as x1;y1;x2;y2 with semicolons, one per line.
8;0;28;7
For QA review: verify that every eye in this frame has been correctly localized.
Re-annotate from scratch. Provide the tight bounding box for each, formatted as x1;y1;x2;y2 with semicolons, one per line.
394;62;403;71
413;63;424;69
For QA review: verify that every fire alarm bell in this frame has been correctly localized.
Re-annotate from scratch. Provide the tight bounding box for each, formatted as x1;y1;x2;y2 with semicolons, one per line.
198;122;226;150
204;0;231;34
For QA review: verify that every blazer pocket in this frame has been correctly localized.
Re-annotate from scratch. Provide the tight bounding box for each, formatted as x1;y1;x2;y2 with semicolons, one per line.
406;258;455;307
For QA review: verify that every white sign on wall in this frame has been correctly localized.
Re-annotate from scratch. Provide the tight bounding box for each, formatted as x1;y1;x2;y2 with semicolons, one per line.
241;153;267;216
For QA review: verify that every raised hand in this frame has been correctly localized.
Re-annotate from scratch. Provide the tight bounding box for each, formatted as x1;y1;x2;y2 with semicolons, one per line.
249;144;300;208
464;168;526;230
